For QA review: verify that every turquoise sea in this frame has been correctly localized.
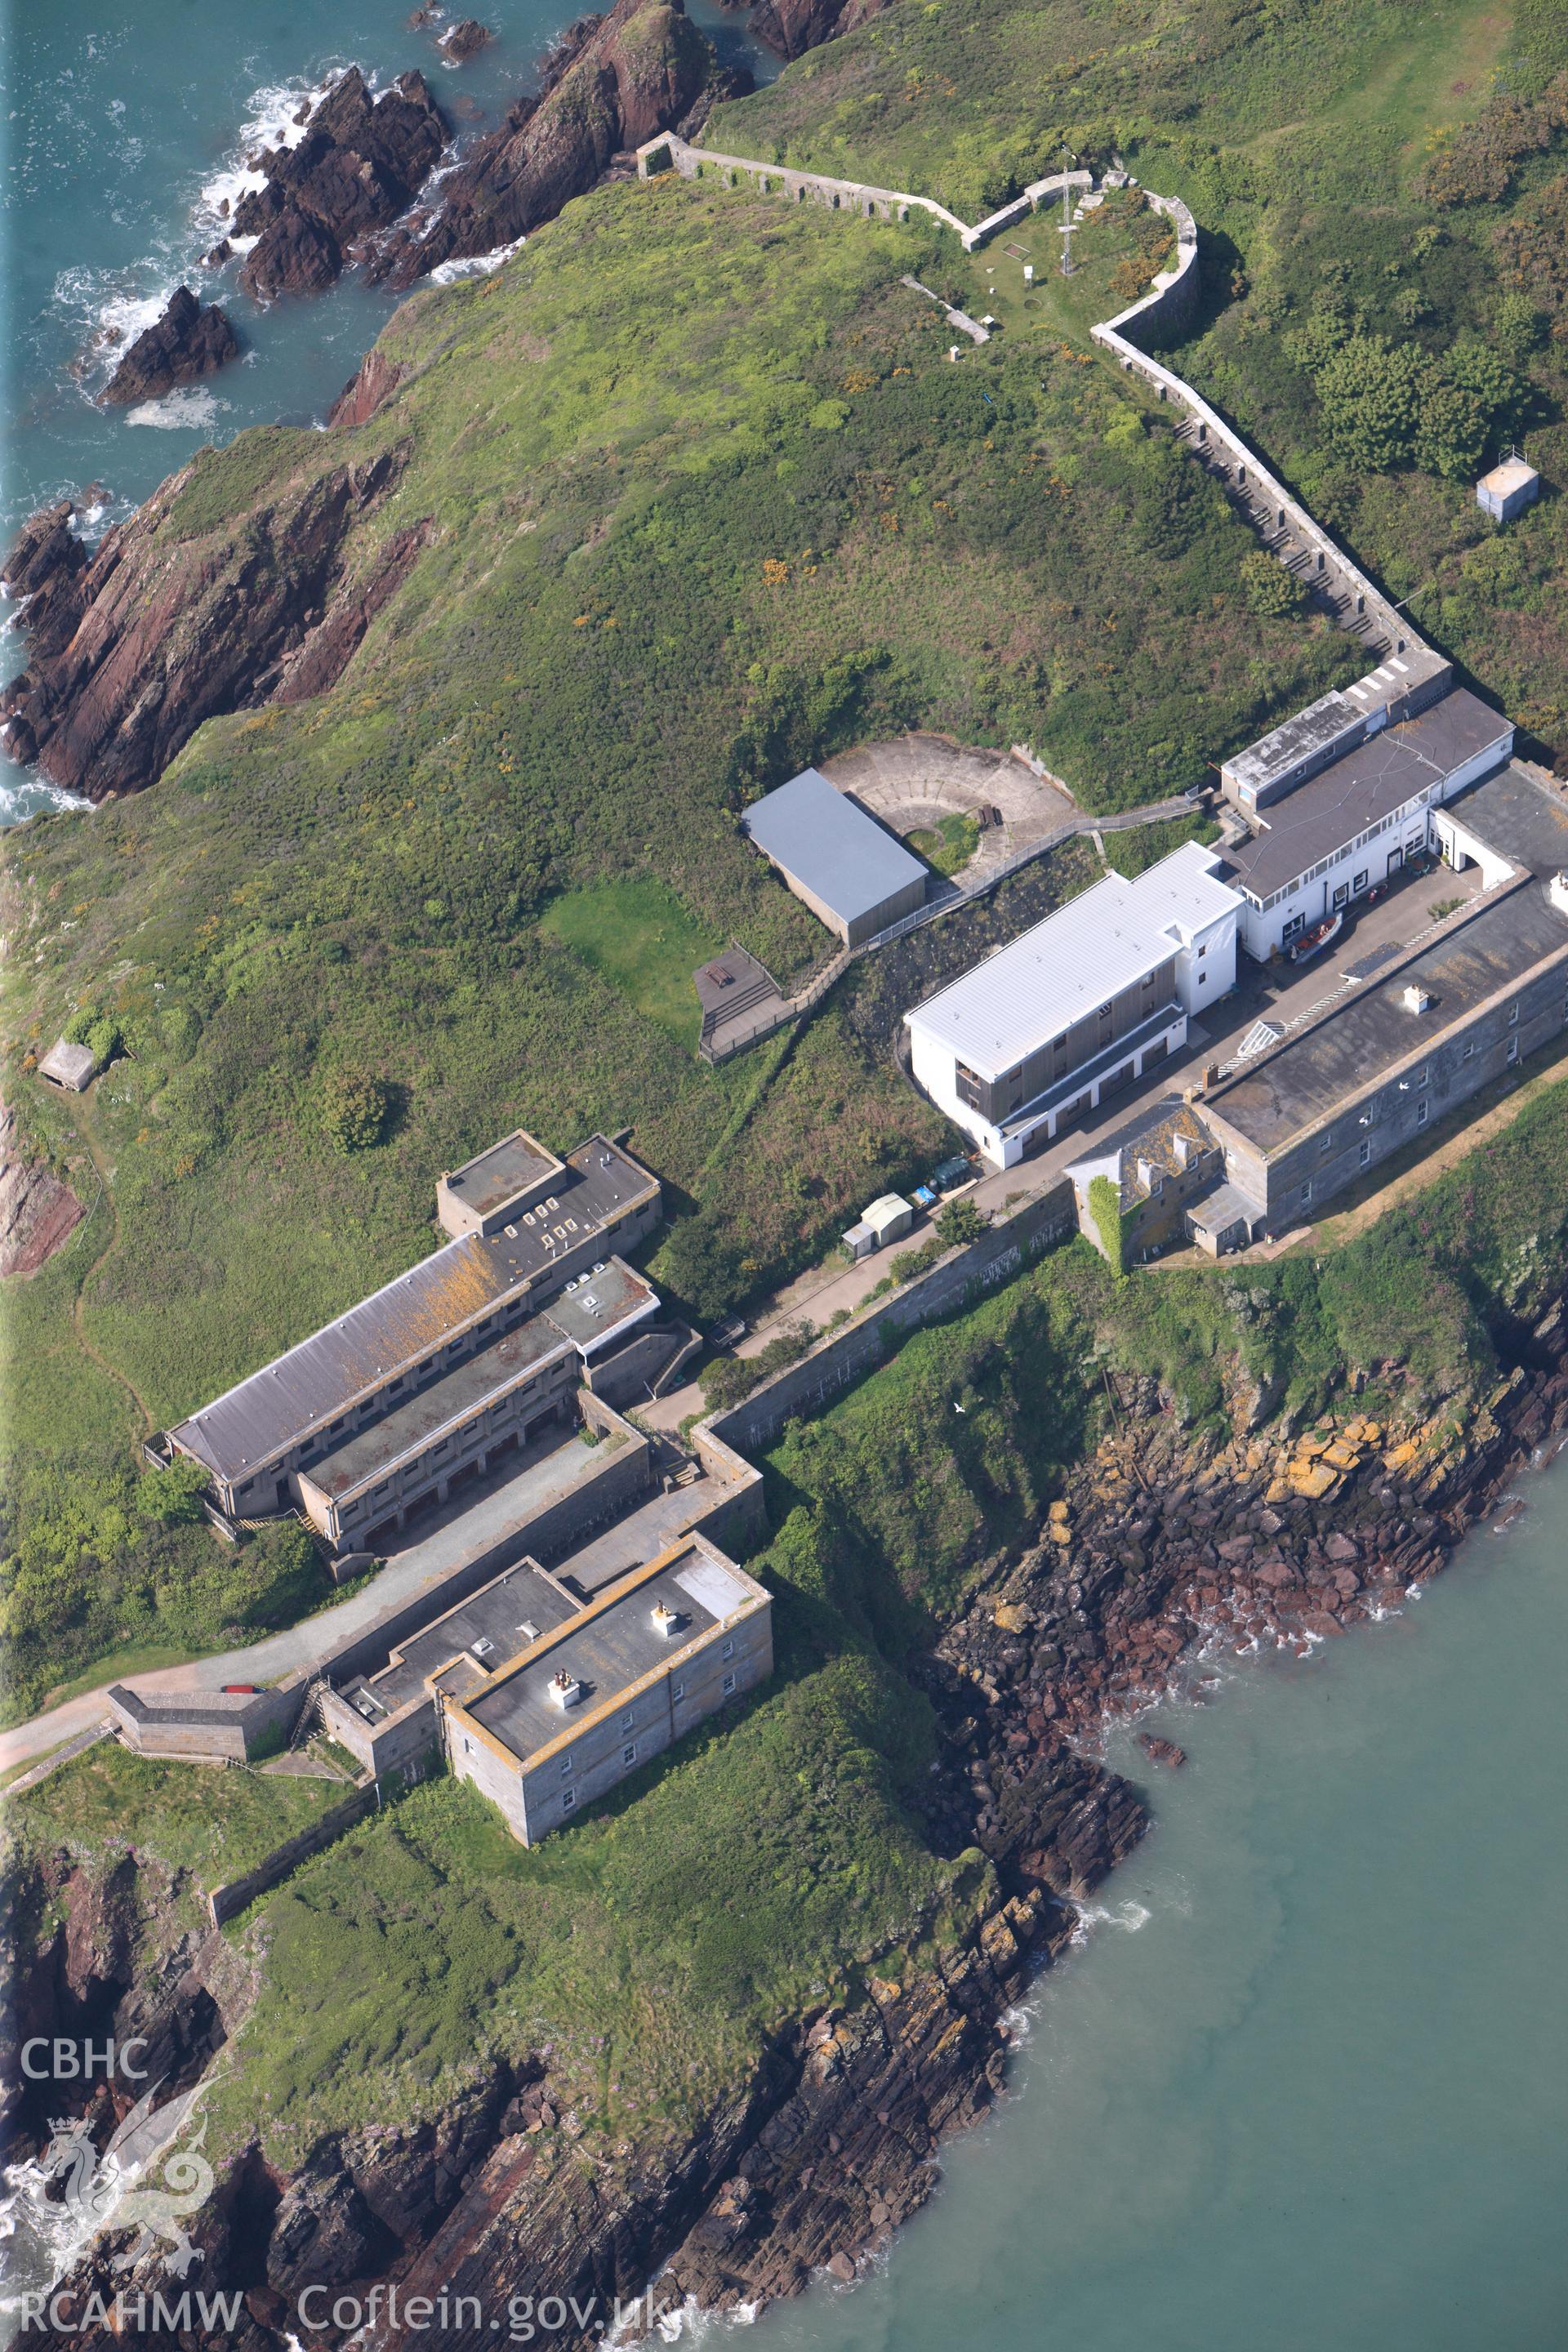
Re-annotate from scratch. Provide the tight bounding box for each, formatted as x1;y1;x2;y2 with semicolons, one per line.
0;0;771;821
751;1457;1568;2352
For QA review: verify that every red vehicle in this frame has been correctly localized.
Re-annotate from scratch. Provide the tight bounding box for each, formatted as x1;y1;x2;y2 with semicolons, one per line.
220;1683;260;1695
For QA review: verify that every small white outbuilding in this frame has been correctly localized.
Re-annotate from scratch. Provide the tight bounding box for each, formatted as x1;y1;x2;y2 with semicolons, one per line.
1476;455;1540;524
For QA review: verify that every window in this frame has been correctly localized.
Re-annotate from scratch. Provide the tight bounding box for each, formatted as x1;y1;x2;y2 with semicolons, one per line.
1418;1063;1429;1088
1332;883;1350;910
1417;1102;1428;1127
1508;1000;1521;1027
1359;1139;1371;1167
955;1061;984;1111
1198;942;1208;959
1352;870;1369;894
620;1709;635;1730
1098;1003;1113;1019
1319;1132;1334;1156
670;1680;685;1703
1199;971;1208;986
559;1756;572;1777
561;1788;576;1812
721;1639;735;1661
1507;1036;1519;1065
1462;1040;1475;1062
1301;1179;1312;1205
722;1673;737;1697
622;1743;637;1766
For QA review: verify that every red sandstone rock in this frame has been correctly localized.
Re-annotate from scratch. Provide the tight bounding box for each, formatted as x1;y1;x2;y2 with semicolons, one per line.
368;0;710;286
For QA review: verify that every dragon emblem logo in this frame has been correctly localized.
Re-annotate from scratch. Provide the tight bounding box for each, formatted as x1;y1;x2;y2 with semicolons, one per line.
27;2078;216;2278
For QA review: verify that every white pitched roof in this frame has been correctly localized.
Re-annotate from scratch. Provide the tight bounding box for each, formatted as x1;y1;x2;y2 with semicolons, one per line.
905;840;1239;1079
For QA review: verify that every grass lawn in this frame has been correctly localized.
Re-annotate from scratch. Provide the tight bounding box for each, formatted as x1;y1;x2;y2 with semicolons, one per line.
539;877;724;1047
6;1741;345;1886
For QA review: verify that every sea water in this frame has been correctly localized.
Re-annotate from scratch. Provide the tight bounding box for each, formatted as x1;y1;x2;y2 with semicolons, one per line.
0;0;773;823
744;1457;1568;2352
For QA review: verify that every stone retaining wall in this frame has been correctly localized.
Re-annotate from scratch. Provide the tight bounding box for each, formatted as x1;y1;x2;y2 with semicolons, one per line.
696;1178;1076;1464
206;1785;380;1928
1089;188;1420;660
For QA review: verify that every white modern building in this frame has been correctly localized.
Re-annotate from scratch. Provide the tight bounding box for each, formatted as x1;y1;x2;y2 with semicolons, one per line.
904;840;1242;1168
1220;688;1514;960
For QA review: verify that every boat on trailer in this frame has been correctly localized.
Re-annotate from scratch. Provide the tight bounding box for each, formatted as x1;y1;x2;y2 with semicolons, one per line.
1288;909;1343;964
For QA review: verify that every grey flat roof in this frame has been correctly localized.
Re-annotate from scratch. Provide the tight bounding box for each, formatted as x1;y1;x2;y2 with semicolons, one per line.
466;1542;760;1766
364;1561;582;1713
171;1138;656;1481
1223;690;1359;793
742;767;928;926
39;1039;97;1089
298;1316;573;1505
1222;689;1512;902
442;1130;561;1220
1448;762;1568;880
545;1260;657;1355
1205;882;1568;1155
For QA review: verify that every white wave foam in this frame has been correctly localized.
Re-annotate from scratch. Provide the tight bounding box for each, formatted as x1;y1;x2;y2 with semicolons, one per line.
429;235;525;284
0;774;93;830
122;388;228;431
1073;1898;1152;1939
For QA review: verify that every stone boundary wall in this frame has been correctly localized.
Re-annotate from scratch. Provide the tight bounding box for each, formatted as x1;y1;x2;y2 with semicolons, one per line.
206;1784;379;1929
639;126;1432;675
636;133;1089;256
694;1178;1076;1464
1089;190;1423;661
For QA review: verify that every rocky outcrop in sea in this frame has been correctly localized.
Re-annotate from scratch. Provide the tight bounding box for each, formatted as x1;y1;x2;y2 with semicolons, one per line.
100;287;239;406
0;449;416;798
225;67;449;301
368;0;715;287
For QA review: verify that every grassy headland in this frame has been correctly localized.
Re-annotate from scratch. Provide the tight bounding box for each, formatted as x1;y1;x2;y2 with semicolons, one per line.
0;172;1351;1700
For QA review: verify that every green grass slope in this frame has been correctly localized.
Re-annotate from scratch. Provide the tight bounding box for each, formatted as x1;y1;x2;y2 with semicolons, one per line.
0;170;1351;1699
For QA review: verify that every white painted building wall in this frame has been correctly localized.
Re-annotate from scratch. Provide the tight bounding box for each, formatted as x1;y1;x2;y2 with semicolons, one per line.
1232;735;1510;961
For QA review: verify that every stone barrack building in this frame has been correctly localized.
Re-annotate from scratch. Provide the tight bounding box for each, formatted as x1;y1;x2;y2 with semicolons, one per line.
445;1535;773;1844
166;1129;661;1548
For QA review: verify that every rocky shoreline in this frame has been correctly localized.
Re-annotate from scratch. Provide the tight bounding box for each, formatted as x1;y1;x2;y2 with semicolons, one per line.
10;1290;1568;2348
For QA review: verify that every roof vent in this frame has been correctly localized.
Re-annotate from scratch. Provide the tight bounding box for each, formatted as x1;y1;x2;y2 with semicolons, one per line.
652;1601;684;1639
1549;871;1568;919
548;1669;583;1709
1401;983;1432;1014
517;1619;539;1642
470;1637;495;1660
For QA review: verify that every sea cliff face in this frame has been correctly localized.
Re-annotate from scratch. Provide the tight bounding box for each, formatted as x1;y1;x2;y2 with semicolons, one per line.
0;448;415;799
11;1294;1568;2350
